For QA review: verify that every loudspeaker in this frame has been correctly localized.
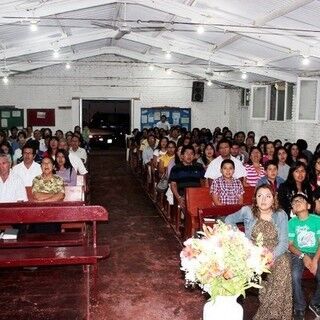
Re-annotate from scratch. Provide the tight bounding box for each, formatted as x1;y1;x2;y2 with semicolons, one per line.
191;81;204;102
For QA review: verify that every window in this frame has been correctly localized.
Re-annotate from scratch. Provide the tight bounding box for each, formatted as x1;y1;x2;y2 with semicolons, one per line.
297;78;319;122
250;85;269;120
269;82;293;121
240;88;250;107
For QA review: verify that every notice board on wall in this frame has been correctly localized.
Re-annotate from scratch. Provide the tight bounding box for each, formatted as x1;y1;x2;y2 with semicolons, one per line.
27;109;55;126
140;107;191;130
0;107;24;130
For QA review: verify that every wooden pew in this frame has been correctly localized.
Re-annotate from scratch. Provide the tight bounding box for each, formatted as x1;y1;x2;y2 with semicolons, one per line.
0;204;109;320
26;185;85;202
184;186;255;239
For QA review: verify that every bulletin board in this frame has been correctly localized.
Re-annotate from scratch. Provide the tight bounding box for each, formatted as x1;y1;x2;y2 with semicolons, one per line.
140;107;191;130
27;109;55;126
0;107;24;130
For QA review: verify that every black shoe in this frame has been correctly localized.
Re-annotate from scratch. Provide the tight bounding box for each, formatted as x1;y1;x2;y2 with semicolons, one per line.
309;304;320;317
293;309;305;320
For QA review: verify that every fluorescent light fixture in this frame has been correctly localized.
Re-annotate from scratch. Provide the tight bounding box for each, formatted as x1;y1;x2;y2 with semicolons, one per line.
30;20;38;32
165;51;172;59
2;76;8;84
53;50;60;58
65;62;71;69
302;56;310;66
149;64;154;71
241;71;248;80
197;25;204;34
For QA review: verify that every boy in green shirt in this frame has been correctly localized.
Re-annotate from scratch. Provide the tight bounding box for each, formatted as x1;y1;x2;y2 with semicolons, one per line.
289;193;320;320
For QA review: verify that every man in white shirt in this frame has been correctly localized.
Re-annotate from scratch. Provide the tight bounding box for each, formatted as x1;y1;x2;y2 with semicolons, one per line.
69;135;87;164
205;138;247;182
12;144;42;186
0;154;27;202
155;115;170;131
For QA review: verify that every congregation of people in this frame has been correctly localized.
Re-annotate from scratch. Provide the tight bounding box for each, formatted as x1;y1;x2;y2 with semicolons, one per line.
0;125;89;205
128;114;320;320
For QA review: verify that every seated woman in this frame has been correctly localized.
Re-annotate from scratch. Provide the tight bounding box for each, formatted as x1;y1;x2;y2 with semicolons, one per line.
55;149;77;186
30;156;65;233
197;142;215;170
243;147;265;187
225;184;292;320
32;156;65;202
278;161;313;219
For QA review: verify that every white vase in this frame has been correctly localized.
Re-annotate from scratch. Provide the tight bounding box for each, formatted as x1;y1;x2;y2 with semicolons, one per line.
203;296;243;320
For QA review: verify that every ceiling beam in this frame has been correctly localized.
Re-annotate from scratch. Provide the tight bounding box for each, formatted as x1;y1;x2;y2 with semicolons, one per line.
0;0;119;24
0;45;248;88
216;0;314;50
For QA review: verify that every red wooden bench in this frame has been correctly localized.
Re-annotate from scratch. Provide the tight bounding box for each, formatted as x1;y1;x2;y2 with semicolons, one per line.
0;204;110;320
184;186;255;239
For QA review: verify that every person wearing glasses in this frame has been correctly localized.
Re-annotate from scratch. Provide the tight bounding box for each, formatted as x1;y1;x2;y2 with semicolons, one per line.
289;193;320;320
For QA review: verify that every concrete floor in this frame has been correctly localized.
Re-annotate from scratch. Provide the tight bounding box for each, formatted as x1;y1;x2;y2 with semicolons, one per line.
0;148;317;320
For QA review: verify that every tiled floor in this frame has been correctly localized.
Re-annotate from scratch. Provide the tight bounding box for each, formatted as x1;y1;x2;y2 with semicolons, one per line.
0;148;317;319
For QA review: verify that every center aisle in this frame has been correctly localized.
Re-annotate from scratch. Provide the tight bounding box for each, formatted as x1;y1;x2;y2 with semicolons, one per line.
89;149;204;319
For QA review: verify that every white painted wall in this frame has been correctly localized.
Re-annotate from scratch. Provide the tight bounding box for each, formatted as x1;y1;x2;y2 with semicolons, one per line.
0;55;239;134
236;87;320;151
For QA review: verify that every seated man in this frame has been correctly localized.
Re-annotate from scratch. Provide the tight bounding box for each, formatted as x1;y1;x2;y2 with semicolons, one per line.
0;154;27;202
257;160;284;192
289;193;320;320
69;134;87;164
210;159;244;205
12;143;42;187
205;138;247;183
169;145;205;209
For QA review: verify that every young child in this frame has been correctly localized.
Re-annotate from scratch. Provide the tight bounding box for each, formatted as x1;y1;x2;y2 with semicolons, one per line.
257;160;285;192
288;193;320;320
210;159;244;205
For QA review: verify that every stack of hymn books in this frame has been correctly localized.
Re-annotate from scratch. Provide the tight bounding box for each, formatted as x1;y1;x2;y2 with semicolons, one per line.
0;228;19;240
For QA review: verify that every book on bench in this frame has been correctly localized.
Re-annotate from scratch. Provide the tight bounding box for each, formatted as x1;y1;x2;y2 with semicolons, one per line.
0;228;19;240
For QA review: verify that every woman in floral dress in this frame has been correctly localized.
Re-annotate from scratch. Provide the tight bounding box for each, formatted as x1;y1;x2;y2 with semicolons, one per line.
225;184;292;320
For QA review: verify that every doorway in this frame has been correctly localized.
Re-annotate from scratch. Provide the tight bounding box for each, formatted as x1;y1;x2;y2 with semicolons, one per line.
82;99;131;147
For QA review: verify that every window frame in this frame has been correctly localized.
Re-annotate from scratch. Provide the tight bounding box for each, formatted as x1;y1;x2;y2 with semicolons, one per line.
296;78;320;123
250;85;269;120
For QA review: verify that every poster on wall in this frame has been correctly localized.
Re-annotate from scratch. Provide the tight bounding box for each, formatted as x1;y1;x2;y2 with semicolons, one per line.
27;109;55;126
140;107;191;130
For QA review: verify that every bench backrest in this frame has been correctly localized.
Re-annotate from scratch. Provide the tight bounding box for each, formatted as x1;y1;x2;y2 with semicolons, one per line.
185;187;212;218
198;205;243;229
26;185;84;202
243;186;255;204
0;205;108;224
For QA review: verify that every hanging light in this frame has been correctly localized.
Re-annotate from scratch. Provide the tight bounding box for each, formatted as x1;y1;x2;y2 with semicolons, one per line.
165;51;172;59
241;71;248;80
65;62;71;69
197;25;204;34
29;20;38;32
207;79;212;86
2;76;8;84
149;64;154;71
166;68;172;75
302;56;310;66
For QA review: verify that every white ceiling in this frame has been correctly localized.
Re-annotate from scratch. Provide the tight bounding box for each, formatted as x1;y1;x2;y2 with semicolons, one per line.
1;0;320;88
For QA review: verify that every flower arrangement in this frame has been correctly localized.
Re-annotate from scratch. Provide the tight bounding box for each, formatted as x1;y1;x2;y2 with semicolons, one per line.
180;221;273;300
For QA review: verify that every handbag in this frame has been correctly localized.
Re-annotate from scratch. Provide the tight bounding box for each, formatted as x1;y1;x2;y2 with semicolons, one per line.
156;174;169;192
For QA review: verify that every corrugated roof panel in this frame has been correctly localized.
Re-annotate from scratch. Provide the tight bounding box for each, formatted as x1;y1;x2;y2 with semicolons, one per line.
221;38;289;61
195;0;297;21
